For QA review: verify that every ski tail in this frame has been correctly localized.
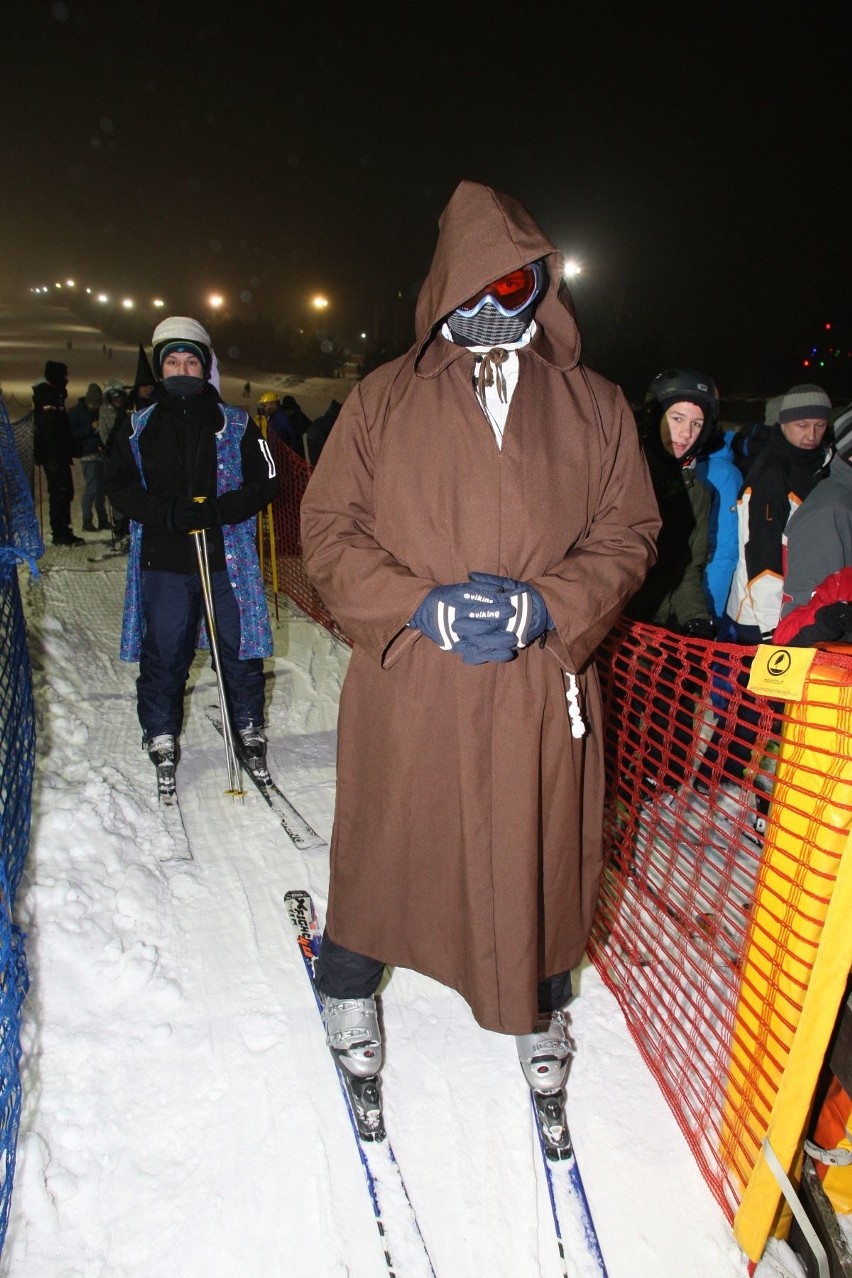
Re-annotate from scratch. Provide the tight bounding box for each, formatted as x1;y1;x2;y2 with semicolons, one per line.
206;708;325;850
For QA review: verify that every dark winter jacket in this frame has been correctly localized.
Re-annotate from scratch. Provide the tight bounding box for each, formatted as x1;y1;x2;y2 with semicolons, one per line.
105;382;279;574
725;424;831;638
625;401;713;630
32;374;71;468
68;399;105;462
269;396;313;457
305;399;342;466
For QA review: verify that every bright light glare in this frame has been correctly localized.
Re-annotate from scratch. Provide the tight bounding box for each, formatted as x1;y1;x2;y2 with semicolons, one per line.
208;293;224;309
563;260;582;279
153;298;165;308
66;279;75;287
97;293;108;303
121;298;134;309
311;295;329;311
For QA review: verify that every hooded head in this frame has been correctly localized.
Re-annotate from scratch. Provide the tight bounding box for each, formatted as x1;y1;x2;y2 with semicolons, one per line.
412;180;581;370
151;316;213;379
84;383;103;409
44;360;68;387
447;261;544;347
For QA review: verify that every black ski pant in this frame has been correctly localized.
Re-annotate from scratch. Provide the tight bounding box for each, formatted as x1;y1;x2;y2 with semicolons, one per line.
137;568;265;740
42;459;74;539
315;931;572;1017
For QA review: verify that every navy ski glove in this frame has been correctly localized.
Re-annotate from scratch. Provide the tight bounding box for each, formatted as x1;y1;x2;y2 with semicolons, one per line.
169;497;220;534
410;582;515;652
455;630;519;665
468;571;553;648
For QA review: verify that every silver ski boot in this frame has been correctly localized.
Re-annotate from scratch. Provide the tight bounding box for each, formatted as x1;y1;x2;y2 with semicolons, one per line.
146;734;180;804
146;733;178;766
238;723;268;767
320;994;383;1079
516;1009;573;1094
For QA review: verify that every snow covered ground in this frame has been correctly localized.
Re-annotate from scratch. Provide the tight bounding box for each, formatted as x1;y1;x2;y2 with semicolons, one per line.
0;299;795;1276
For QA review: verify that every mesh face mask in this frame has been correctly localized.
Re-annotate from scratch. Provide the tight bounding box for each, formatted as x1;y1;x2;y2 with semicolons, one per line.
447;262;542;347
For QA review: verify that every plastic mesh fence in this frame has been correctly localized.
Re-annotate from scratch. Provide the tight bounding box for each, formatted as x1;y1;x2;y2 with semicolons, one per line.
0;394;38;1251
592;619;852;1224
262;437;352;647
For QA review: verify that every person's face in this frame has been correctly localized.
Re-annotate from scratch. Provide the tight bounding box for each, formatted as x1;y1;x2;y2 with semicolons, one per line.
780;418;828;449
660;401;705;458
161;350;205;378
137;383;155;399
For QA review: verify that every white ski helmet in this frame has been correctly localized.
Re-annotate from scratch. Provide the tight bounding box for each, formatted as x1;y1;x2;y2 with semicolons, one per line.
151;316;213;378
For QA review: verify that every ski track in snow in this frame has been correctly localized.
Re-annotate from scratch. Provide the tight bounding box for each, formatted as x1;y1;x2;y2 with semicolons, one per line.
2;549;753;1277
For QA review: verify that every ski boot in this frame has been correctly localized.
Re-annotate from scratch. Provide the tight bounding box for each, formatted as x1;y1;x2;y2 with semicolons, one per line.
320;994;385;1140
237;723;269;776
146;734;180;804
516;1010;574;1160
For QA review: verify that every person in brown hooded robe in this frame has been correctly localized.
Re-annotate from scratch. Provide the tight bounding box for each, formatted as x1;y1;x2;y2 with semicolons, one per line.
299;180;660;1127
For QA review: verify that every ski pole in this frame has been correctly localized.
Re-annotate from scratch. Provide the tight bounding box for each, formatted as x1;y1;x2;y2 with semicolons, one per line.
191;503;243;798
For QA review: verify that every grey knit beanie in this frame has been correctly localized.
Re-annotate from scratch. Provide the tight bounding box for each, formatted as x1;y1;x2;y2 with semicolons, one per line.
778;383;831;425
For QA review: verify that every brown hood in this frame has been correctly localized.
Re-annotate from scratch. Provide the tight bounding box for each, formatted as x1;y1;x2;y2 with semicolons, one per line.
413;180;582;373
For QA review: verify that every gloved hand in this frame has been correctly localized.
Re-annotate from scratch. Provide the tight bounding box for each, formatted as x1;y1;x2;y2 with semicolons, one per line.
410;582;514;651
468;571;552;648
789;600;852;646
456;629;519;665
680;617;716;640
169;497;219;534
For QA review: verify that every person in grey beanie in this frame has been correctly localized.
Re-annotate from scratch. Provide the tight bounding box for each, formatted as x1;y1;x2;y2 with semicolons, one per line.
725;382;832;641
69;382;108;532
696;382;833;828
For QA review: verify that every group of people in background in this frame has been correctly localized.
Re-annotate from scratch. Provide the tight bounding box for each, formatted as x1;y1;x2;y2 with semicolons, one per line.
31;345;156;549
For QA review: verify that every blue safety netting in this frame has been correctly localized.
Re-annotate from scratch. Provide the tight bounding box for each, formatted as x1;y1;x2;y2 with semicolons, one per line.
0;392;39;1251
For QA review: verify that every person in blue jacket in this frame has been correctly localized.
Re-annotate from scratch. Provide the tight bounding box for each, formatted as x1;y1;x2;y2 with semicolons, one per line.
696;422;741;628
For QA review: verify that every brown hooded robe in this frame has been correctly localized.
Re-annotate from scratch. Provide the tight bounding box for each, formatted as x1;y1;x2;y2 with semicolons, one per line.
300;180;660;1034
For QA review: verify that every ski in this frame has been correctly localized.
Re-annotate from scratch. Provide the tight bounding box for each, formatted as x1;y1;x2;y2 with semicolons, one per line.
530;1087;609;1278
205;707;325;850
154;766;193;863
284;890;435;1278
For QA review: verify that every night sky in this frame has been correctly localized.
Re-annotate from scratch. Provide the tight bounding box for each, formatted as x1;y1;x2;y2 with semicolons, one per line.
5;0;850;400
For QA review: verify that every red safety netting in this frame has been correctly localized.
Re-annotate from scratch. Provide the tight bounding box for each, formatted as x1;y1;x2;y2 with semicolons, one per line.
593;619;852;1222
260;437;352;648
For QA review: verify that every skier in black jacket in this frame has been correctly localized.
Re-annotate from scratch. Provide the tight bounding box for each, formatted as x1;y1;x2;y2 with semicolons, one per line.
33;359;84;545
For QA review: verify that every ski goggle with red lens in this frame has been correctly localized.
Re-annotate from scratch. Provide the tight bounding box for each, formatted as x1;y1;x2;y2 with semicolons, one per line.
454;262;542;318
